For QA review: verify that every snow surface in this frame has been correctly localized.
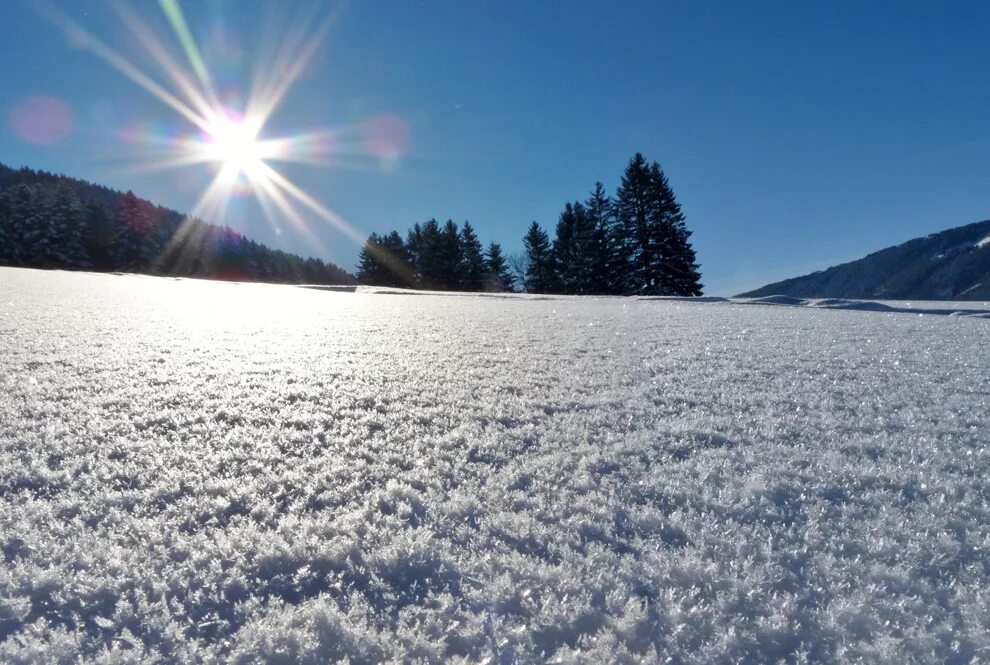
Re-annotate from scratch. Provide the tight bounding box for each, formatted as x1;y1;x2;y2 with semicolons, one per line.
1;267;988;664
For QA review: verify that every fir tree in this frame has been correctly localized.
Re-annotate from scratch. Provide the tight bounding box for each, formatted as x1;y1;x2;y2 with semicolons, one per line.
584;182;614;295
553;203;580;293
378;230;412;287
405;223;425;286
46;184;88;268
650;162;702;296
459;221;485;291
523;221;556;293
416;219;444;288
613;153;653;294
437;220;462;290
484;242;514;292
112;191;158;272
0;188;11;264
357;232;388;285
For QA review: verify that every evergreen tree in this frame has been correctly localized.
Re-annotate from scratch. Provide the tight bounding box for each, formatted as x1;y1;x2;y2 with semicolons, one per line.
523;221;555;293
46;184;88;268
553;203;580;293
83;202;115;271
7;183;40;265
416;219;444;288
584;182;614;295
378;229;412;286
458;221;485;291
613;153;703;296
437;219;462;290
405;222;425;286
613;153;653;294
0;188;11;264
484;241;514;292
112;191;158;272
647;162;702;295
357;232;388;285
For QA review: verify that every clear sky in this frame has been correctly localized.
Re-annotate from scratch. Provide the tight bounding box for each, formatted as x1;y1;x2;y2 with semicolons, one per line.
2;1;988;295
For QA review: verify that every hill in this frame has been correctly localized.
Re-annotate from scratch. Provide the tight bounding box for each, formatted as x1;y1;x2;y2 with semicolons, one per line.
0;163;354;285
739;220;990;300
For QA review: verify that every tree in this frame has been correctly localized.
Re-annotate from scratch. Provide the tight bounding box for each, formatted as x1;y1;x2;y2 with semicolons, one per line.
437;219;462;290
357;230;411;287
357;232;388;285
83;202;115;271
459;221;485;291
112;191;159;272
553;203;580;293
0;187;13;264
648;162;702;295
46;184;88;268
523;221;556;293
613;154;702;295
415;219;444;288
584;182;614;295
613;153;653;294
484;242;514;292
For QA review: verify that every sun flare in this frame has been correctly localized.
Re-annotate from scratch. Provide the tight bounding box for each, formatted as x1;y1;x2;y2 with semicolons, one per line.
38;0;379;257
202;114;265;175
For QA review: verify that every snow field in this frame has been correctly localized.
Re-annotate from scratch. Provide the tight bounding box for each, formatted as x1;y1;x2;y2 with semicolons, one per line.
0;267;988;663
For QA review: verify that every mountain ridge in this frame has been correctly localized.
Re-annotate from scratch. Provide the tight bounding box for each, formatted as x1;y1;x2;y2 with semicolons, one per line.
739;220;990;301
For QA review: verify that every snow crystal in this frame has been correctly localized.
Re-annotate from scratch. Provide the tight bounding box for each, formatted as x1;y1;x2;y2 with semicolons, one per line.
0;267;988;663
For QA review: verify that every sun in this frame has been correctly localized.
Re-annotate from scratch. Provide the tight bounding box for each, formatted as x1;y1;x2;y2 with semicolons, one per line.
39;0;380;256
202;114;266;175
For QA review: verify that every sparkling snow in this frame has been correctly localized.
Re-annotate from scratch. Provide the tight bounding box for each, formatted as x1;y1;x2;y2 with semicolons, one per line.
1;267;988;663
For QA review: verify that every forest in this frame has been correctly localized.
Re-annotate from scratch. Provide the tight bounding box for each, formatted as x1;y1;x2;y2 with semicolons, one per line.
0;164;352;285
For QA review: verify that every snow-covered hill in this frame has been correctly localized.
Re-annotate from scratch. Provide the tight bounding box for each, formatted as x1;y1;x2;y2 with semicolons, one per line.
1;268;987;663
740;219;990;301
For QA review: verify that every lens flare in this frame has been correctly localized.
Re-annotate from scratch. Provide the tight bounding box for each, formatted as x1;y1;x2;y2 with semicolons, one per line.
10;95;74;145
36;0;403;270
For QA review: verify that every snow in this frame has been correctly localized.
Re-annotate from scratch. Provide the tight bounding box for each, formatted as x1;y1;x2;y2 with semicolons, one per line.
976;235;990;249
1;267;988;663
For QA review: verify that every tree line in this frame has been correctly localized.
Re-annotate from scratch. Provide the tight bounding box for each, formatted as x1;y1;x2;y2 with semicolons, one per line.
357;220;514;292
357;153;703;295
0;164;353;284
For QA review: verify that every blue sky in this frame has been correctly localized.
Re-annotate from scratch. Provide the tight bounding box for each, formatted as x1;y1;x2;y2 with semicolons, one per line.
2;1;988;295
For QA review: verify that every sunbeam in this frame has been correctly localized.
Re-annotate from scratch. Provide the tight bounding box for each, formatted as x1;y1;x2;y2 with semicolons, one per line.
37;0;388;266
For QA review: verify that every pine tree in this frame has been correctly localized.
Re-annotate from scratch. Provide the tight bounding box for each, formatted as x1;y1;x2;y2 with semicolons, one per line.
112;191;158;272
46;184;88;268
6;183;40;265
357;232;388;285
378;229;412;286
645;162;702;295
553;203;579;293
438;219;462;290
585;182;614;295
613;153;653;294
484;241;514;292
570;202;598;294
523;221;555;293
0;188;11;264
83;202;115;271
405;222;425;286
416;219;444;288
458;221;485;291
